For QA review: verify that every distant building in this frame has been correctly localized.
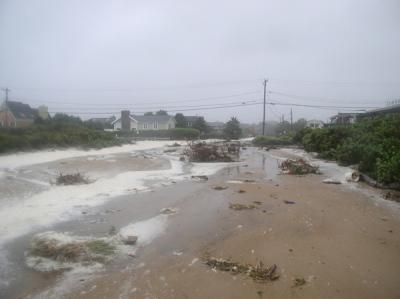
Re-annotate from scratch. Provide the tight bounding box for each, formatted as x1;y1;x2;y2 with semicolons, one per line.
184;116;201;127
112;111;176;132
360;103;400;119
207;121;225;133
0;100;49;128
306;119;324;129
330;113;360;125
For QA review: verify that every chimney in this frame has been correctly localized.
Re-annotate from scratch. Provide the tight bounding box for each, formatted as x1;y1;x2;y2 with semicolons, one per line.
38;105;49;120
121;110;131;131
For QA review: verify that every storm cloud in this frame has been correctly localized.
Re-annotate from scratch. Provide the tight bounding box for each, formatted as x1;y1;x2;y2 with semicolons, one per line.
0;0;399;122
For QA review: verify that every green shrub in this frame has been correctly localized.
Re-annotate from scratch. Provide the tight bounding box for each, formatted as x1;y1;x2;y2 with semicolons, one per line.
169;128;200;139
294;114;400;185
137;128;200;140
0;123;125;153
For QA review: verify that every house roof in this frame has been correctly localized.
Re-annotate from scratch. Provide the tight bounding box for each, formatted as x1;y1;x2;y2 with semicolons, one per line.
361;104;400;117
132;114;174;124
112;114;174;125
6;101;37;120
185;116;201;122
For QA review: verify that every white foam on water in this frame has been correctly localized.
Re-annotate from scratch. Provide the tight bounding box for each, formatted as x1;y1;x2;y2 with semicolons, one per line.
0;140;186;170
30;263;104;299
25;214;169;299
119;214;168;247
0;143;235;293
0;155;233;249
0;159;184;247
190;162;231;177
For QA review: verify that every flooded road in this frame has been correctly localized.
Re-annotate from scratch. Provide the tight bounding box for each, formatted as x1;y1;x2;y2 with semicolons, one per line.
1;144;399;299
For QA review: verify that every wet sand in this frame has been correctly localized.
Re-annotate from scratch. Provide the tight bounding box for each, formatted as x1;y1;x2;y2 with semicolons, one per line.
7;147;400;299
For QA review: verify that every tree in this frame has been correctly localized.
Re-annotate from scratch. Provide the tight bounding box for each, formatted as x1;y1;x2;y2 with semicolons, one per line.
144;112;154;116
293;118;307;132
175;113;187;128
156;110;168;116
193;117;209;134
224;117;242;140
52;113;82;124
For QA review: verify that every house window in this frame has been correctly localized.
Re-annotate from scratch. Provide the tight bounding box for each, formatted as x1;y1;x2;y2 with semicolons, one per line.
153;123;158;129
143;123;148;129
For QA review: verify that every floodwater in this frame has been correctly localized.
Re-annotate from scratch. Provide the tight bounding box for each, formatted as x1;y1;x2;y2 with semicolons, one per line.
0;143;397;299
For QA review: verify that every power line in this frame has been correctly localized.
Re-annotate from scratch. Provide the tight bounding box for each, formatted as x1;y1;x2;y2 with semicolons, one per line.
269;90;382;105
47;98;378;116
49;101;264;115
43;99;259;111
11;91;261;106
269;78;400;87
7;79;260;93
262;79;268;135
268;98;379;110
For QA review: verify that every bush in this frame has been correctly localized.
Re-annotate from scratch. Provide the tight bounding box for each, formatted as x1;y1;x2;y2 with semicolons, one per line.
137;128;200;140
0;123;124;153
169;128;200;139
294;114;400;185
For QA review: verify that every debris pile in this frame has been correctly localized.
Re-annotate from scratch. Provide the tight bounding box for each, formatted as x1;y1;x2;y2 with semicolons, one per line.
56;172;90;185
204;257;279;283
279;159;319;175
191;175;209;181
185;141;240;162
213;185;228;190
384;191;400;203
160;207;178;215
293;277;306;288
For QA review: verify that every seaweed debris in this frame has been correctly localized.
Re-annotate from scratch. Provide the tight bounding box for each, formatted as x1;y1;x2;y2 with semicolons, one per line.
279;159;319;175
29;234;115;265
229;203;257;210
292;277;306;288
204;257;279;283
185;141;240;162
56;172;90;185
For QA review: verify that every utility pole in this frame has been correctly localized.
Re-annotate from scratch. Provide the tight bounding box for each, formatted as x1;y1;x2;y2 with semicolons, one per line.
1;88;10;102
262;79;268;135
290;108;293;131
1;88;10;127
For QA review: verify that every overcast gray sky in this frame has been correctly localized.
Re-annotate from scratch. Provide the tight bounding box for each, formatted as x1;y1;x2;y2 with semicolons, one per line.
0;0;399;123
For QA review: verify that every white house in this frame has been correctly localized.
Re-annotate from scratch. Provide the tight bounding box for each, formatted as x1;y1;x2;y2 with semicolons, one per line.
306;119;324;129
112;111;176;132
